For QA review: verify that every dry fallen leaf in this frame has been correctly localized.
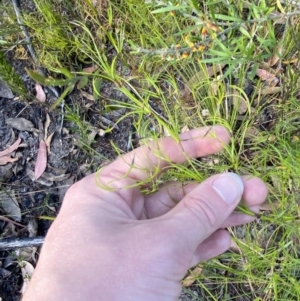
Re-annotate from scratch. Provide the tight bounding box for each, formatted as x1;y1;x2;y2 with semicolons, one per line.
83;64;99;73
41;172;70;182
84;102;94;109
261;86;281;95
259;201;280;211
27;218;38;237
0;136;21;157
80;90;95;101
44;114;51;141
0;155;19;165
35;140;47;180
282;57;299;65
45;132;54;154
232;89;248;114
20;261;35;295
245;127;260;139
16;247;37;262
256;69;273;80
35;84;46;102
6;118;36;132
0;190;21;222
229;239;241;254
268;46;283;67
26;168;52;186
256;69;279;85
182;266;203;287
48;166;67;176
181;125;190;133
27;165;70;185
205;21;220;32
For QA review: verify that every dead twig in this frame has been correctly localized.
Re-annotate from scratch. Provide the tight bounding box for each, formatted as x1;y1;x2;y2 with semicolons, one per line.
0;216;26;228
0;236;44;251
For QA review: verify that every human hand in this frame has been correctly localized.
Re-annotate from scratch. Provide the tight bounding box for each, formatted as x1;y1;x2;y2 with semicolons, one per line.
23;126;268;301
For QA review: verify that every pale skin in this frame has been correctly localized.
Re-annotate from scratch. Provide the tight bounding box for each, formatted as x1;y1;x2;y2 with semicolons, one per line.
23;125;268;301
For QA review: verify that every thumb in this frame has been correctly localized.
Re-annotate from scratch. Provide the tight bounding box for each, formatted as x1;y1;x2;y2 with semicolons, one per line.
168;173;244;250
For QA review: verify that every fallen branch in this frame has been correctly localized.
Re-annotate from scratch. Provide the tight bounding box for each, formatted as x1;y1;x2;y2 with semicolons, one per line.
0;236;44;251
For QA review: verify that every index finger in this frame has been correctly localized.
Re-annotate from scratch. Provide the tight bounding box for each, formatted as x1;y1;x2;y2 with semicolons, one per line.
100;125;230;185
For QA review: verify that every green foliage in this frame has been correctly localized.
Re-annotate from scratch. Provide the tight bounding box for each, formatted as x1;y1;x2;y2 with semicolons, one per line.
0;51;26;96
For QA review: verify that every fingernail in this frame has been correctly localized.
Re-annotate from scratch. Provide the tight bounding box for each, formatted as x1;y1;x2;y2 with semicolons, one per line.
212;173;244;205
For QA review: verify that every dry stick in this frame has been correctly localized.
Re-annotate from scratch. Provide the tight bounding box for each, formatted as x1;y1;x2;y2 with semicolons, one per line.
12;0;38;62
100;115;120;130
0;236;44;251
0;216;26;228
